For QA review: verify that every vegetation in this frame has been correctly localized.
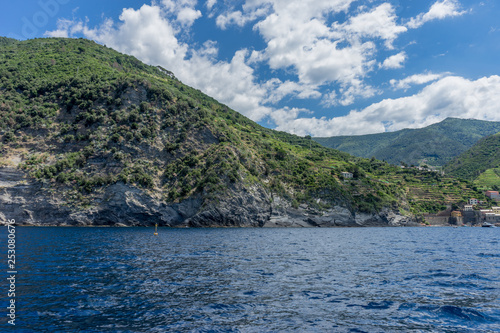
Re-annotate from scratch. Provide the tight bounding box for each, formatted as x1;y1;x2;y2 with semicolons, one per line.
314;118;500;167
0;37;485;216
444;133;500;189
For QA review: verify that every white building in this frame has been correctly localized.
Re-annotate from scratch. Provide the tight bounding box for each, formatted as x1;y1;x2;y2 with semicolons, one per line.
485;213;500;223
463;205;474;211
469;198;479;205
341;172;353;179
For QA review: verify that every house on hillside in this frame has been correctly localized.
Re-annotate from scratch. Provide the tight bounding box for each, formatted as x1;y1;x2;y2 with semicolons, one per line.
451;211;462;218
485;191;500;199
469;198;479;205
341;172;353;179
463;205;474;211
485;213;500;223
480;209;493;217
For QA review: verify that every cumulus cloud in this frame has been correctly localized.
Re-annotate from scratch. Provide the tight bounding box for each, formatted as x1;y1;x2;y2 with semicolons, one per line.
390;72;448;90
45;18;84;38
407;0;466;29
217;1;406;106
161;0;202;27
216;5;270;30
339;3;407;49
252;2;378;105
277;76;500;136
176;7;203;27
206;0;217;10
263;79;321;104
380;52;407;69
83;5;188;67
269;107;311;133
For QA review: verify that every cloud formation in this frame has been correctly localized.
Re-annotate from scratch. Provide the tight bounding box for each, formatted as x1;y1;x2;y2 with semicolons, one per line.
43;0;489;138
407;0;466;29
276;76;500;136
390;72;447;90
339;3;407;49
380;52;407;69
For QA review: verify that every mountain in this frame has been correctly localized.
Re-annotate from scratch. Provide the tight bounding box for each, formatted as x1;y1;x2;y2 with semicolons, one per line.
444;132;500;188
314;118;500;167
0;37;484;227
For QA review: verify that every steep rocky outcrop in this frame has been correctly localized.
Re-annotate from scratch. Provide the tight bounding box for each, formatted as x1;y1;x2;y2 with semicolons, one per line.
0;167;417;227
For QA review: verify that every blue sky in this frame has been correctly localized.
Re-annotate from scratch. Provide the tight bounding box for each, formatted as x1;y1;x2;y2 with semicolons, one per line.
2;0;500;136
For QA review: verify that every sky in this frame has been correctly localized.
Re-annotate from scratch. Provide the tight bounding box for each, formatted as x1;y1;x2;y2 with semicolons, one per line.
2;0;500;137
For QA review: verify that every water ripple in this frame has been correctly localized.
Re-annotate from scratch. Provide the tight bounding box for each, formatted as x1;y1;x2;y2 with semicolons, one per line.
5;227;500;332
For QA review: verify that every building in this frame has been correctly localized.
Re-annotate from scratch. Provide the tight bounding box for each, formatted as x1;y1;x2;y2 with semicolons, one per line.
480;209;493;217
469;198;479;205
492;206;500;214
463;205;474;211
341;172;353;179
485;213;500;223
451;211;462;218
485;191;500;199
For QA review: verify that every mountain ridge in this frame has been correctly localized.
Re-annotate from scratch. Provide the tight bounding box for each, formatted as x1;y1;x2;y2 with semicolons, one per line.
314;118;500;167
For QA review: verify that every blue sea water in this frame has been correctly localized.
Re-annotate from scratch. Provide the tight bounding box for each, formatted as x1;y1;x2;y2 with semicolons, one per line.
1;226;499;332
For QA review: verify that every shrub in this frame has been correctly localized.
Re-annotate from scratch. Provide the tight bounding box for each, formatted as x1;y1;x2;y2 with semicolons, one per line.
3;131;15;142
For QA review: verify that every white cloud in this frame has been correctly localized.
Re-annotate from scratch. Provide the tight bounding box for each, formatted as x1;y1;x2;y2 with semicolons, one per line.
45;19;72;38
216;5;270;30
278;75;500;136
176;7;202;27
263;79;321;104
83;5;188;67
380;52;407;69
337;79;378;106
270;107;311;133
407;0;466;29
182;49;273;121
45;18;84;38
339;3;407;49
161;0;202;27
206;0;217;10
390;72;448;90
216;11;249;29
253;6;377;106
220;1;405;106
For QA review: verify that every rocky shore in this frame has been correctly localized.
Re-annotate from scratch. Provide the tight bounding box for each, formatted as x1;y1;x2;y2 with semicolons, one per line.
0;167;418;227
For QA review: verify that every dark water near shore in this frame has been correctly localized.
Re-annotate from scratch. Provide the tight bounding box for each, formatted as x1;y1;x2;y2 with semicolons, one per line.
1;227;499;332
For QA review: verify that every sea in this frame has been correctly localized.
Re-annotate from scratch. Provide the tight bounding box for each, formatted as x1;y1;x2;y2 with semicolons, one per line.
1;226;499;332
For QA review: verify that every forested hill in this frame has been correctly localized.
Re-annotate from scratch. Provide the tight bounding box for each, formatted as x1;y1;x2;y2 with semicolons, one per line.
444;132;500;187
0;37;484;226
314;118;500;167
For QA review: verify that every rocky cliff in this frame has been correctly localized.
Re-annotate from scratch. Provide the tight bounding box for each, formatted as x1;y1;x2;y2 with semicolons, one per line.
0;167;417;227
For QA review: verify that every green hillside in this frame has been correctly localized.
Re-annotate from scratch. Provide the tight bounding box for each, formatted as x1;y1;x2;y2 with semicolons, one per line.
444;132;500;188
314;118;500;167
0;37;485;224
474;168;500;190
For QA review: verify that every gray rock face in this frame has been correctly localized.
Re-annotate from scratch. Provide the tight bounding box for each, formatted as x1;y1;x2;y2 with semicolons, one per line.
263;196;418;227
0;167;416;227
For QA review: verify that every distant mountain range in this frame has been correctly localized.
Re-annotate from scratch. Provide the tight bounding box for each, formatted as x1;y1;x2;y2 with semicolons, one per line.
314;118;500;167
444;132;500;189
